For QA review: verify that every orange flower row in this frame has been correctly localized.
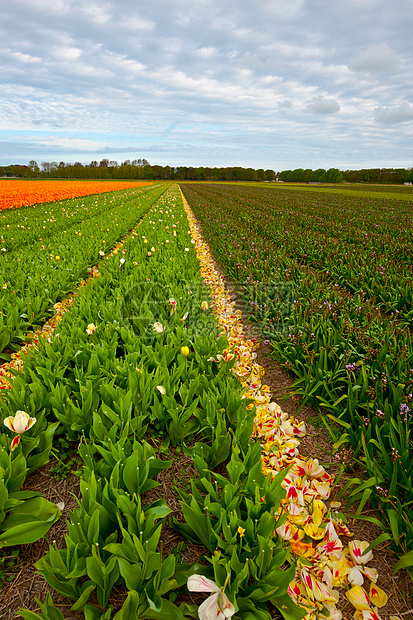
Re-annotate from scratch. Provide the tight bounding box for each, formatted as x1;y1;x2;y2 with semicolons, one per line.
0;180;152;210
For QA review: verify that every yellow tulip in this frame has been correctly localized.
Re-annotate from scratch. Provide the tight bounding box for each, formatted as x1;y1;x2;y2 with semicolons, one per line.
4;410;37;452
181;346;190;356
4;410;36;434
303;522;325;540
346;584;370;610
369;582;388;608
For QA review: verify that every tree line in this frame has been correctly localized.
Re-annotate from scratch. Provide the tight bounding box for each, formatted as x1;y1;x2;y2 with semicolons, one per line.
0;160;276;182
278;167;413;184
1;160;412;184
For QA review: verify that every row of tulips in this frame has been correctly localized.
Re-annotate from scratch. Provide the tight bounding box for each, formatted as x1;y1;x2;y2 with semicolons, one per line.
1;185;304;619
0;184;164;358
180;182;413;572
0;180;149;210
188;183;413;321
181;191;393;620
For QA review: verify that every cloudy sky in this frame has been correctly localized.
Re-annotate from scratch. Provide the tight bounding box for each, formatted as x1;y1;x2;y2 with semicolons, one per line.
1;0;412;170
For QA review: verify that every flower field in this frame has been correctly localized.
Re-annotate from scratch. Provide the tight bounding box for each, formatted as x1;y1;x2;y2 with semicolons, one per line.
0;180;150;211
0;181;407;619
180;182;413;570
0;183;161;363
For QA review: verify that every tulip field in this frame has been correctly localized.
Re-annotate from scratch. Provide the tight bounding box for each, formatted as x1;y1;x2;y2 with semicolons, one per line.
0;179;409;619
0;180;149;211
180;183;413;562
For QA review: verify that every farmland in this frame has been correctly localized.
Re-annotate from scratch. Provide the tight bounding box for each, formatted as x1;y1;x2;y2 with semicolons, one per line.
180;182;413;563
0;180;149;211
0;180;410;619
0;183;158;362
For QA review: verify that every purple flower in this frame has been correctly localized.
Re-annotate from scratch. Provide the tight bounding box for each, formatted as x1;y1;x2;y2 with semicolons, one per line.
346;363;358;372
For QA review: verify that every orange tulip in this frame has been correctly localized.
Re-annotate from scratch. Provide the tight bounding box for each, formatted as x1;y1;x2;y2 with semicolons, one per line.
0;180;151;210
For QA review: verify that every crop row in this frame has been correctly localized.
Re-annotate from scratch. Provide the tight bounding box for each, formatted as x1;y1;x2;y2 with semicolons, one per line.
0;180;149;210
180;182;413;563
189;183;413;320
0;184;166;358
1;185;301;620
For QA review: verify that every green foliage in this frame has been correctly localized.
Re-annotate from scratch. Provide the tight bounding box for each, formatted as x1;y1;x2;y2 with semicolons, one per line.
0;184;166;354
0;435;61;549
181;181;413;559
172;444;304;619
8;184;299;620
18;592;65;620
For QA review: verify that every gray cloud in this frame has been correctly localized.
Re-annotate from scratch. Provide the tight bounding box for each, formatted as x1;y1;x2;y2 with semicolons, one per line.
374;102;413;125
349;43;400;73
306;98;340;115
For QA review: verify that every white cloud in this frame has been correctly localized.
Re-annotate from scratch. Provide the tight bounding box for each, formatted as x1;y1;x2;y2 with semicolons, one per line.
16;0;72;14
194;47;217;59
7;51;42;64
52;46;83;61
0;0;412;168
118;16;155;31
80;2;112;25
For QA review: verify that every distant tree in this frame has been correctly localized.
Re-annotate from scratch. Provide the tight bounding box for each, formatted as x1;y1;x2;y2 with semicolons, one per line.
405;168;413;183
290;168;305;182
142;164;155;179
49;162;59;177
310;168;327;182
29;160;40;176
0;165;14;177
279;170;291;181
326;168;343;183
265;169;276;181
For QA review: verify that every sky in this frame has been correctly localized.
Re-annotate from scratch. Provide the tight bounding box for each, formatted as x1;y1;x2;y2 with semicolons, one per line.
1;0;412;171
